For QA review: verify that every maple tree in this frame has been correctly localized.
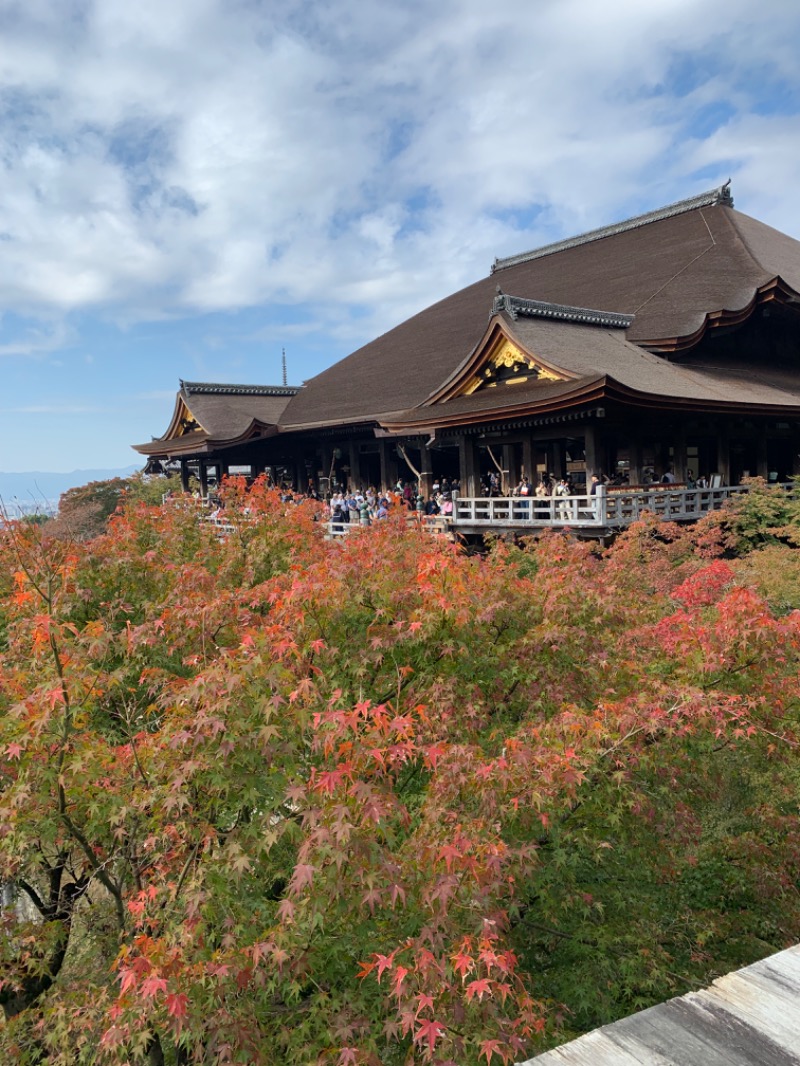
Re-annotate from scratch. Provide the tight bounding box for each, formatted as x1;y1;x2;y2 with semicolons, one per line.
1;478;799;1064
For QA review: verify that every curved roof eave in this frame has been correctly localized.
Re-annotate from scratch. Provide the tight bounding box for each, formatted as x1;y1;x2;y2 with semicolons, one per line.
379;377;608;433
602;376;800;414
132;428;210;458
638;277;800;354
132;419;280;459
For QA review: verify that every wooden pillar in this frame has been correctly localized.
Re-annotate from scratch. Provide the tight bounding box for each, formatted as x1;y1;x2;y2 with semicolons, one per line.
628;440;642;485
756;427;769;479
349;441;362;492
418;441;433;498
378;440;399;493
716;423;731;485
549;440;566;479
521;437;534;482
459;436;480;497
319;445;332;496
502;444;518;494
672;425;687;482
295;455;306;493
199;460;209;498
180;460;190;493
583;426;599;481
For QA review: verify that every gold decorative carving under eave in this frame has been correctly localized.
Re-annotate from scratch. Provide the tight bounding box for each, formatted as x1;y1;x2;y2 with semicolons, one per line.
462;338;564;395
169;400;204;439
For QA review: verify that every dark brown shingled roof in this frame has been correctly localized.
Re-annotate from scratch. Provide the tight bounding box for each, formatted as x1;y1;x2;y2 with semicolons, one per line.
382;312;800;431
178;382;298;439
133;382;299;456
508;315;800;408
278;189;800;432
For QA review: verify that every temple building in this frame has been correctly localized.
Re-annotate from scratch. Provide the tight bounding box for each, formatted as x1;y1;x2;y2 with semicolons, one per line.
134;183;800;498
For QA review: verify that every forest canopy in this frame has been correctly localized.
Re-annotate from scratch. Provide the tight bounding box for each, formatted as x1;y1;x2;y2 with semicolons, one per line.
1;478;799;1065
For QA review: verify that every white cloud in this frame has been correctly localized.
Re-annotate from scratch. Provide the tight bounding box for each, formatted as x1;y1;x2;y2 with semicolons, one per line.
0;318;74;356
0;0;798;340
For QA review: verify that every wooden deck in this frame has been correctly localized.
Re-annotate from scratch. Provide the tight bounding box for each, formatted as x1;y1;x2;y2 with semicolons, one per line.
522;943;800;1065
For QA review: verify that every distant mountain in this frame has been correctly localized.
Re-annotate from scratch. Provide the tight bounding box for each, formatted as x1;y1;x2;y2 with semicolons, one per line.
0;465;141;511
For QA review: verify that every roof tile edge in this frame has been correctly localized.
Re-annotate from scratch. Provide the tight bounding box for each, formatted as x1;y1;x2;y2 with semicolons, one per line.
493;292;634;329
492;181;733;273
180;381;301;396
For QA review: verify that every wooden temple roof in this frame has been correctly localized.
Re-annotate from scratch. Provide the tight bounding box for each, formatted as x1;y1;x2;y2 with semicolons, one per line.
325;293;800;432
134;184;800;457
133;381;299;456
277;183;800;432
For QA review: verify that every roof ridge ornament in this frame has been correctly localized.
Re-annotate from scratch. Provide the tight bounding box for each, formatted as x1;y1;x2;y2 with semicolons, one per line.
492;293;634;329
492;181;734;273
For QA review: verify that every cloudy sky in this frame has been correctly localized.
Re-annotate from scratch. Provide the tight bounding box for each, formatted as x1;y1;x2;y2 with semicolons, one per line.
2;0;800;474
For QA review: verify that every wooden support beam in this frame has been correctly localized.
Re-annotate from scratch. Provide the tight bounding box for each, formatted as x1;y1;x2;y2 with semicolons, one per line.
672;425;687;482
349;441;362;492
521;438;534;483
418;441;433;498
502;444;518;494
716;424;731;484
583;426;599;481
756;428;769;479
379;440;399;493
459;437;480;498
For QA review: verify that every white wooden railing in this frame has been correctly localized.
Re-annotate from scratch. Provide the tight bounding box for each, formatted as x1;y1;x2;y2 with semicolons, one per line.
167;483;785;539
451;484;744;529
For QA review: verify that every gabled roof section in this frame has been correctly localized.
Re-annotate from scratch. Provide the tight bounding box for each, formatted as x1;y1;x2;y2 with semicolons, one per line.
426;298;626;405
492;182;734;272
133;381;299;458
157;393;207;443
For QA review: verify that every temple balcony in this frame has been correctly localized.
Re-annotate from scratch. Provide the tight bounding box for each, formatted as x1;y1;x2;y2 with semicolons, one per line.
327;483;768;540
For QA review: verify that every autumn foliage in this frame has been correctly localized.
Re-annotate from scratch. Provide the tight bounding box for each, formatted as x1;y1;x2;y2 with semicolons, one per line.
1;479;800;1064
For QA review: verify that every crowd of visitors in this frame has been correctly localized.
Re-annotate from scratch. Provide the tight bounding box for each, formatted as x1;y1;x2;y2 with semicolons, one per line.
324;478;462;526
199;467;717;535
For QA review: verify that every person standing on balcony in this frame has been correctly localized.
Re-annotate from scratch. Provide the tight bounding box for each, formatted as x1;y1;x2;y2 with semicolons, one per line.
555;478;571;521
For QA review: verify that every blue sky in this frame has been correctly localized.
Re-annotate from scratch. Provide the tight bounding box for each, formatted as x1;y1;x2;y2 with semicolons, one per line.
2;0;800;474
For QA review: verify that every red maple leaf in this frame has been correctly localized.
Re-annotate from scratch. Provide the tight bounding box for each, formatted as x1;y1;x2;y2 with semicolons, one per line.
374;952;396;982
479;1038;506;1064
288;863;315;895
166;992;189;1018
414;1018;445;1052
391;965;409;997
452;947;474;981
139;974;168;999
465;977;493;1002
